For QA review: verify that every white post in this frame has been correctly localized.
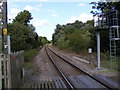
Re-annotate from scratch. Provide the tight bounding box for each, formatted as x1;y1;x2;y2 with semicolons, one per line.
7;35;11;54
96;31;100;69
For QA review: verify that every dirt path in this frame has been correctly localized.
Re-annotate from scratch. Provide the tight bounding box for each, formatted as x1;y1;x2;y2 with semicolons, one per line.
30;46;59;81
22;46;59;88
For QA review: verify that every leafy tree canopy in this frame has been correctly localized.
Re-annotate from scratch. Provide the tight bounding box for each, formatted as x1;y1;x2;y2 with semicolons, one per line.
8;10;40;52
52;20;93;52
13;10;33;26
90;1;120;15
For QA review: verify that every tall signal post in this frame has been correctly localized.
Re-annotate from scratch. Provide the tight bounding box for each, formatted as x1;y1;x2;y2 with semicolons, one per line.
94;10;120;69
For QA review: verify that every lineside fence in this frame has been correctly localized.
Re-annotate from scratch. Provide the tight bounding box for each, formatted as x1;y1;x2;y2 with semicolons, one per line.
0;51;24;89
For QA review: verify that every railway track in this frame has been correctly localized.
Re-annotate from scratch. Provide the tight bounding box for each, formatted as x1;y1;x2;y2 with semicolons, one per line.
45;46;118;89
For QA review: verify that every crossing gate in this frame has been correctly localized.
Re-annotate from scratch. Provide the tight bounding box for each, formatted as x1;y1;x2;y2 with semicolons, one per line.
0;51;24;89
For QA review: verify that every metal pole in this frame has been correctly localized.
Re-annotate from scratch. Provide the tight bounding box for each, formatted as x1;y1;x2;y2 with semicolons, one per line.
7;35;11;54
96;31;101;69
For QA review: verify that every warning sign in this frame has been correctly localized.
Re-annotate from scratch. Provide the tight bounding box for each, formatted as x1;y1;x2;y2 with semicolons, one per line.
3;28;7;35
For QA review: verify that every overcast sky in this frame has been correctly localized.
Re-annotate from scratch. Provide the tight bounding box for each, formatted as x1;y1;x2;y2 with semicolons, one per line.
8;0;101;40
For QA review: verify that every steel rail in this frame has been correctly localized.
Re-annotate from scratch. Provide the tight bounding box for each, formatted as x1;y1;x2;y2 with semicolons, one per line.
47;46;113;90
45;46;75;89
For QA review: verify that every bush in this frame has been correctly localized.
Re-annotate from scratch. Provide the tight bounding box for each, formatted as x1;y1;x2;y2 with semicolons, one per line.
57;37;70;49
24;48;39;62
66;30;90;53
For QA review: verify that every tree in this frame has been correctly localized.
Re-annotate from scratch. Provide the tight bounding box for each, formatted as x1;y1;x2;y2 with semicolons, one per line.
57;37;70;49
41;37;48;46
8;10;39;52
52;20;92;53
38;36;49;46
13;10;33;26
66;30;90;53
90;1;120;16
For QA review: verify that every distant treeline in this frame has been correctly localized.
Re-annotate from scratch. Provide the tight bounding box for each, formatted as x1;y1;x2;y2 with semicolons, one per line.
52;20;97;53
52;19;120;54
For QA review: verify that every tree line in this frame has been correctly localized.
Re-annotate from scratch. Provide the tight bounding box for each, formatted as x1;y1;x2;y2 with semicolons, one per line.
52;20;95;53
8;10;49;52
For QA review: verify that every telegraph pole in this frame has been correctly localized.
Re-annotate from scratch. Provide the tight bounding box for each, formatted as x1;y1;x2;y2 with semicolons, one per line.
3;0;8;54
0;0;9;89
0;0;8;54
0;0;3;54
0;0;3;89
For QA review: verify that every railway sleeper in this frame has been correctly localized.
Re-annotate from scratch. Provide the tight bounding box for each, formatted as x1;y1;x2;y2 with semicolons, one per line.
30;77;67;88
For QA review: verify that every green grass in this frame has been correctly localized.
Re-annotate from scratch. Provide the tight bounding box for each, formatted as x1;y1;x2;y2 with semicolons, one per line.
23;62;31;69
24;48;40;62
100;53;120;72
24;48;40;69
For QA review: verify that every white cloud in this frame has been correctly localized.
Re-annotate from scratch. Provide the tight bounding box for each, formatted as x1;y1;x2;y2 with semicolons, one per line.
67;13;93;23
8;0;18;8
51;14;58;17
24;4;42;11
8;8;21;21
67;16;78;23
32;19;49;28
24;5;33;11
10;8;21;14
78;3;86;7
31;19;53;40
8;14;16;21
37;4;43;7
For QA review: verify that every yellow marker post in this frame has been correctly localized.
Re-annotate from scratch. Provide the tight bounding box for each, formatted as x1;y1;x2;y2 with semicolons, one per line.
3;28;7;35
4;44;8;48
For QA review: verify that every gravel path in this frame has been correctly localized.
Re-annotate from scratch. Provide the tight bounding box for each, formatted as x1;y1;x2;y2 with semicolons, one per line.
30;46;59;81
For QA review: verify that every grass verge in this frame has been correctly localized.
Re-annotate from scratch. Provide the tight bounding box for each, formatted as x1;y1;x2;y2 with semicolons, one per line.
99;52;120;72
24;48;40;69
